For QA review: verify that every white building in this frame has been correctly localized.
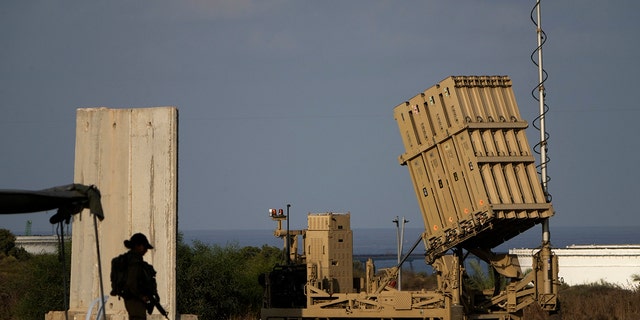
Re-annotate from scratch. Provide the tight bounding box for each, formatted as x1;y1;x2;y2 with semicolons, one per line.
15;235;68;255
510;244;640;289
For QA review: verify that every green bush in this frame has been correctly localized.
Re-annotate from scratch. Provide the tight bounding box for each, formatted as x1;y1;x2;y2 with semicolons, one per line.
0;228;29;260
14;253;70;319
0;228;69;320
175;237;282;319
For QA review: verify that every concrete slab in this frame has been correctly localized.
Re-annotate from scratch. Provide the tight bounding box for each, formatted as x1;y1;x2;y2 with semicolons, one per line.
68;107;178;318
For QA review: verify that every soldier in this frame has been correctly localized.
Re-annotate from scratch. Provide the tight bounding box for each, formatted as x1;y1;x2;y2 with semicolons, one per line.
120;233;158;320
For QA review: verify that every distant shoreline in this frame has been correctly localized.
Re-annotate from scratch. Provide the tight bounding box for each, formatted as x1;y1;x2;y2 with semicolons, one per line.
12;225;640;251
180;226;640;253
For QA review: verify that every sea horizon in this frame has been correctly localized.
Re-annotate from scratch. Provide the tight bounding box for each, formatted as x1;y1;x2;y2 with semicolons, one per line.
180;225;640;254
13;225;639;254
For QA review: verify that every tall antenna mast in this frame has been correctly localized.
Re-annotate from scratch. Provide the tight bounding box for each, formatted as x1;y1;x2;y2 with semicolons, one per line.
536;0;548;197
536;1;550;244
532;0;555;296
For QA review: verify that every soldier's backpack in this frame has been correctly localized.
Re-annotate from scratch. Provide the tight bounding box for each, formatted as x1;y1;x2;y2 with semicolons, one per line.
110;253;129;298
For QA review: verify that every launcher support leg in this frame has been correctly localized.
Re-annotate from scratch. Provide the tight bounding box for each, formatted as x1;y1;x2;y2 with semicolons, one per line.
534;239;558;311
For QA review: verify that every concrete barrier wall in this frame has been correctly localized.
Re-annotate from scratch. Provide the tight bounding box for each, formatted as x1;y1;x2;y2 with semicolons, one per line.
69;107;178;318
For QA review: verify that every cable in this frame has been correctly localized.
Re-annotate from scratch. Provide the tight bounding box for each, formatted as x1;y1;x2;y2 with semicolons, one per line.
56;221;70;320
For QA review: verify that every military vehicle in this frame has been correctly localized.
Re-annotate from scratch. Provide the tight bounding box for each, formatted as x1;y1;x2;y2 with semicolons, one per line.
260;76;558;320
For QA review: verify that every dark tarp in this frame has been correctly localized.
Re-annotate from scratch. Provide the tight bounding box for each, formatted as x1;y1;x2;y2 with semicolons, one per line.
0;184;103;224
0;183;107;319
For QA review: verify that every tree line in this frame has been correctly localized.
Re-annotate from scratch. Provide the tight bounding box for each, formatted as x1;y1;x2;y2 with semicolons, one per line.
3;228;640;320
0;229;281;320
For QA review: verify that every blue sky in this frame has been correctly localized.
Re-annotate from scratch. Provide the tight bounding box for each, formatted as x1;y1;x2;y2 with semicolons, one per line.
2;1;639;235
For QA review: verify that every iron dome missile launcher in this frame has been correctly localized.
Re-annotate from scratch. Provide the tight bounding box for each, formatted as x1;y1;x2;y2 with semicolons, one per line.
260;76;559;320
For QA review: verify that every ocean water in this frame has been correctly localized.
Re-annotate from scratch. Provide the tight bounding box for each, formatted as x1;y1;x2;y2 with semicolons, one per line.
182;225;640;272
182;225;640;254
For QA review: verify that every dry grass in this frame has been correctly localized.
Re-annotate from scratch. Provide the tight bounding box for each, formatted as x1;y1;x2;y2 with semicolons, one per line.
524;282;640;320
402;271;640;320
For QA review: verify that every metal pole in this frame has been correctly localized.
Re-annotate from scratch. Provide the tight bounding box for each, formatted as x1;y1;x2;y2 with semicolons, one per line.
392;217;400;290
399;217;405;291
535;0;549;241
393;216;409;290
93;214;108;320
57;221;69;320
286;204;291;264
536;1;547;198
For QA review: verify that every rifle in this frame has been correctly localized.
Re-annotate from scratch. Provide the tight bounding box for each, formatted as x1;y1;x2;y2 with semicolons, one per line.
146;294;169;319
